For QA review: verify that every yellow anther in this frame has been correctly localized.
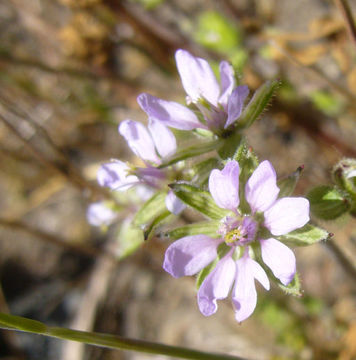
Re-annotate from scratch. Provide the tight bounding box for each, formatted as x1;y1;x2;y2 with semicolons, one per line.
225;229;241;244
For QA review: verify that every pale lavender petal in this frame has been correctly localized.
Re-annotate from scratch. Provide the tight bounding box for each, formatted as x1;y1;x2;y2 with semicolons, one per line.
97;161;138;191
175;49;220;106
136;166;165;188
232;254;258;323
225;85;249;128
218;61;235;108
135;185;155;201
165;190;186;215
245;160;280;213
250;259;270;290
163;235;222;278
198;254;236;316
260;238;296;285
209;160;240;212
346;169;356;179
148;118;176;159
87;202;116;227
264;197;310;236
119;120;160;164
138;93;203;130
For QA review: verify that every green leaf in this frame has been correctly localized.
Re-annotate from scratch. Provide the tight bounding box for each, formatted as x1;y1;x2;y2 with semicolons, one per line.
116;220;144;258
158;140;220;168
237;80;280;129
196;258;218;289
164;221;220;240
278;224;330;247
279;272;302;297
277;166;304;198
194;11;242;53
133;192;167;226
143;210;172;241
307;185;350;220
169;182;230;220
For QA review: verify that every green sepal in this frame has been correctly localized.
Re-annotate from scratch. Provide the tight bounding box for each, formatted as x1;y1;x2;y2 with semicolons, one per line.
233;140;259;182
277;224;330;247
133;191;167;227
158;140;220;168
143;210;172;241
307;185;350;220
236;79;280;129
217;131;242;160
190;158;220;186
196;258;218;289
278;272;302;297
116;220;144;258
164;221;220;240
277;166;304;198
232;140;259;213
169;182;231;220
196;243;230;289
252;243;301;296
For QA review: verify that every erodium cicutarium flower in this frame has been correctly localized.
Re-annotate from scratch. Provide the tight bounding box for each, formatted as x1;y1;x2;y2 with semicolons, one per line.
163;160;310;322
97;119;185;215
137;49;249;135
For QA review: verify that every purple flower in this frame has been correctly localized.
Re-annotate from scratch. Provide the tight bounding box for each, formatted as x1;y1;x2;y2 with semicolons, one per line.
163;160;309;322
137;49;249;134
87;202;117;227
97;119;184;215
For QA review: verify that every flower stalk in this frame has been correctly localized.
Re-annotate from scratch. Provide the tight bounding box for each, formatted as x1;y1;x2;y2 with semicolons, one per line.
0;312;248;360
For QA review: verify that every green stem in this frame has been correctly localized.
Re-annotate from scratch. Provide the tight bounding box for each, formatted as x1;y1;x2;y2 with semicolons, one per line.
0;313;248;360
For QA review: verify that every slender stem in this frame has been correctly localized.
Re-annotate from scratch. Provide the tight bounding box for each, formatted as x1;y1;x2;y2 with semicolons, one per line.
0;113;115;203
334;0;356;50
0;313;248;360
324;239;356;280
269;40;356;108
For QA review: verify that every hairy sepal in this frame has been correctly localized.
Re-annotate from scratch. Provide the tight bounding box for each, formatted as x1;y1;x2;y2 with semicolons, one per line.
278;224;330;247
237;79;280;129
164;221;220;240
169;182;231;220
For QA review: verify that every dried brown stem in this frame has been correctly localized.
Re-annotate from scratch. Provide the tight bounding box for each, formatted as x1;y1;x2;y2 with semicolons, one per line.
270;40;356;108
0;218;116;261
334;0;356;50
324;239;356;281
0;113;116;203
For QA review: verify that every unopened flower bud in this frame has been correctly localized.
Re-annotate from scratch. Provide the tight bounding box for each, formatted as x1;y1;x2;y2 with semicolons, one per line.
307;185;350;220
332;158;356;197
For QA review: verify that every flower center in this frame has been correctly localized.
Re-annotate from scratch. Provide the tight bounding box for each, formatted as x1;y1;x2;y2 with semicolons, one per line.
225;228;243;244
219;216;258;247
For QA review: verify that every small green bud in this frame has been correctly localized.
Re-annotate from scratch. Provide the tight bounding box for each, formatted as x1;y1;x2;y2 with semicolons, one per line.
332;158;356;196
307;185;350;220
277;165;304;198
332;158;356;215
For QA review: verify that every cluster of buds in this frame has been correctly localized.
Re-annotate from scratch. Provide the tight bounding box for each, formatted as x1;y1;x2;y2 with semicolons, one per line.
88;49;331;322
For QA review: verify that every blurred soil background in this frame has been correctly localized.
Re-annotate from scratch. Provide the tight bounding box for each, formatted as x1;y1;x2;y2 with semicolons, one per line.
0;0;356;359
